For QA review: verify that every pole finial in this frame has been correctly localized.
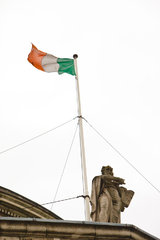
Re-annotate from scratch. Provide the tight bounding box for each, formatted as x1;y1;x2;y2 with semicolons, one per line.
73;54;78;59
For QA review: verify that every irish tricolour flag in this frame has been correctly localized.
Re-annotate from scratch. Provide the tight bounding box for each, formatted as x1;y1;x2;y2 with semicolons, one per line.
28;44;76;76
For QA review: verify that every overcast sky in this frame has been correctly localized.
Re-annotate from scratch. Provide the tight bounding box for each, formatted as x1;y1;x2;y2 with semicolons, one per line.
0;0;160;238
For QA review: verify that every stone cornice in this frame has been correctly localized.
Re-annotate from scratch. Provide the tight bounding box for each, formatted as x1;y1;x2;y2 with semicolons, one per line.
0;218;158;240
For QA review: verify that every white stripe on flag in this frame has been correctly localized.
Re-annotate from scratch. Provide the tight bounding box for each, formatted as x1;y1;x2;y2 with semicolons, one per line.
42;54;59;72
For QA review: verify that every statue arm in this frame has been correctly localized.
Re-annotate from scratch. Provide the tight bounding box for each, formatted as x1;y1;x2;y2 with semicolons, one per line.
113;177;125;184
102;175;125;185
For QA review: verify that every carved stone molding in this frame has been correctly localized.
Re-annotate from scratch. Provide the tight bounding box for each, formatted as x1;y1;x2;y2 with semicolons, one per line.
0;186;61;219
0;218;158;240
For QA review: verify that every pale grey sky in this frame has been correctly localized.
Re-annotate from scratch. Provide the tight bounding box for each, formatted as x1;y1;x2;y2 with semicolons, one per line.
0;0;160;237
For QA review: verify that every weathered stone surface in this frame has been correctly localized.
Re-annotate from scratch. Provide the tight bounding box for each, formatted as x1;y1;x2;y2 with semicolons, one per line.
90;166;134;223
0;186;61;219
0;218;158;240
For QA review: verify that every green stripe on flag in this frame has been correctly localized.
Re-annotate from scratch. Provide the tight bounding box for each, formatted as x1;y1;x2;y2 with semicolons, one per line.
57;58;76;76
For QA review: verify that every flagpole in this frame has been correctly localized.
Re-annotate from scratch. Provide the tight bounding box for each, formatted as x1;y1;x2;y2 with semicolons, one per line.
73;54;90;221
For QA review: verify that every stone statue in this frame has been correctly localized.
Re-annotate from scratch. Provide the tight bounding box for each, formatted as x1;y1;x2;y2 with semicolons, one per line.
90;166;134;223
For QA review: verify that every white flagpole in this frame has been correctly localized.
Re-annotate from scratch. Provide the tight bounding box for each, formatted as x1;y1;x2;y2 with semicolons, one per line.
73;54;90;221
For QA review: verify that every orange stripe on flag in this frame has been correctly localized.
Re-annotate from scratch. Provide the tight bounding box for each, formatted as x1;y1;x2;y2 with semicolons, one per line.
28;44;47;71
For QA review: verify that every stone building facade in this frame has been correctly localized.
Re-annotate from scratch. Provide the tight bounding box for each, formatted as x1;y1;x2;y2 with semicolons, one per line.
0;186;158;240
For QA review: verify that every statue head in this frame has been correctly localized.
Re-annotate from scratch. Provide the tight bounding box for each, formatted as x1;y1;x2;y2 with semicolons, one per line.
101;165;113;176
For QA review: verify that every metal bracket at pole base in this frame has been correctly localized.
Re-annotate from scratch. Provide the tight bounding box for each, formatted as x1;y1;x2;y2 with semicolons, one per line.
77;195;90;200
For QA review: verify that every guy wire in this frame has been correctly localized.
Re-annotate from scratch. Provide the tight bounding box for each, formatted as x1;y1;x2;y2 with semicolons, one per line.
50;120;79;210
